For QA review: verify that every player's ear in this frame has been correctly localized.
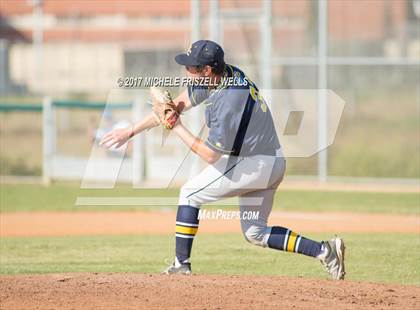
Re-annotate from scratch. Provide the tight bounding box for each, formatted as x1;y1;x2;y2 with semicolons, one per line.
203;65;212;77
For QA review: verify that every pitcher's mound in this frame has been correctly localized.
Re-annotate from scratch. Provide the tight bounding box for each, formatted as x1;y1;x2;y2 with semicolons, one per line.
1;273;419;309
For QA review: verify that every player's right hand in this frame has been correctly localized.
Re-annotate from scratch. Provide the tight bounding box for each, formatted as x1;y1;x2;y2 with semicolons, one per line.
99;127;133;149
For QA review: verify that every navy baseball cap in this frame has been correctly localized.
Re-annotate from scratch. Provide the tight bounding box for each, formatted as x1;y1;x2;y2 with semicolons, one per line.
175;40;225;67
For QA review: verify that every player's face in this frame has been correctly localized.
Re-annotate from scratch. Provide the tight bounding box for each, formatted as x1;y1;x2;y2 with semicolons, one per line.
185;65;204;77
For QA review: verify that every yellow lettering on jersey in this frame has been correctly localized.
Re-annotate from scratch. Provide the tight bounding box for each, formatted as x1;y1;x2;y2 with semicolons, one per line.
260;102;267;113
248;79;267;113
250;85;258;101
258;93;268;113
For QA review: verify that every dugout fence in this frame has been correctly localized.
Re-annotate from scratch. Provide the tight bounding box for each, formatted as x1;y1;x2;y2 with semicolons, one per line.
0;96;204;186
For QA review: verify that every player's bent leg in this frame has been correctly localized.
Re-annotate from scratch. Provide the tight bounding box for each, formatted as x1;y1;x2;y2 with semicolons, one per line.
239;188;276;248
240;201;323;257
241;221;271;247
240;207;324;257
240;218;345;279
266;227;323;257
239;185;345;280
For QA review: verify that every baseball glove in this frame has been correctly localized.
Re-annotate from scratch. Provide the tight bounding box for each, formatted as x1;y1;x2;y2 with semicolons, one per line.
150;87;184;129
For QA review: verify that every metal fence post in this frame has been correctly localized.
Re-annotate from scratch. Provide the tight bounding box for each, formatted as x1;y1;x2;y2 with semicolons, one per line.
191;0;200;42
189;0;204;180
317;0;328;182
261;0;272;108
42;96;54;185
209;0;220;42
132;98;145;186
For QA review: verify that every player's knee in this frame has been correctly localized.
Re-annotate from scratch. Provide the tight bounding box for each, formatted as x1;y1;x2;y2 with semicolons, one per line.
179;185;192;200
241;223;267;247
179;184;200;208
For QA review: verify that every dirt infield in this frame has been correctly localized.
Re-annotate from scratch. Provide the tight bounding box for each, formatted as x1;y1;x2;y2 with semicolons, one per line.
1;210;418;237
1;273;419;309
1;211;419;309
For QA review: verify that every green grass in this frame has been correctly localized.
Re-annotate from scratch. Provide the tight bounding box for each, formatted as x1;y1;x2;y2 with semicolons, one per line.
1;183;419;215
1;233;419;285
280;90;420;178
277;189;419;215
0;183;180;213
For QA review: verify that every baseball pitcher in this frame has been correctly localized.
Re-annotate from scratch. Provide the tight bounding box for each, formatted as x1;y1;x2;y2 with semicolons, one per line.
100;40;345;280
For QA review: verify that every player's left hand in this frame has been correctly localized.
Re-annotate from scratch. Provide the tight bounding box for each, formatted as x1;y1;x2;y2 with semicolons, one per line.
150;87;184;130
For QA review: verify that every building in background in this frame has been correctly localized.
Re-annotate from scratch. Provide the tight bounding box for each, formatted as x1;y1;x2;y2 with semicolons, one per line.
0;0;417;97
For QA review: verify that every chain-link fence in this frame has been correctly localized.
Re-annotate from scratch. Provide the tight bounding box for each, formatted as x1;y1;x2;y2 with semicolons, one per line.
0;0;419;181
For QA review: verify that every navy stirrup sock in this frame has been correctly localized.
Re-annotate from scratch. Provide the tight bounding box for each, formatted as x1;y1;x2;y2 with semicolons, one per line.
175;205;200;264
